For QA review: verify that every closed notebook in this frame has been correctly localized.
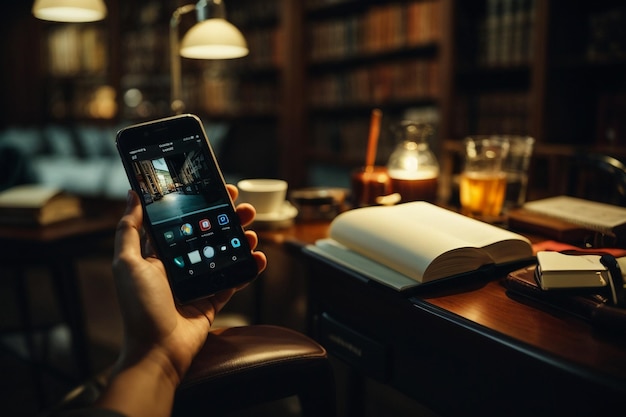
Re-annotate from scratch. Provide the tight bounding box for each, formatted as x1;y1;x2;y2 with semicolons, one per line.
536;251;609;290
0;184;83;226
509;196;626;246
504;264;626;333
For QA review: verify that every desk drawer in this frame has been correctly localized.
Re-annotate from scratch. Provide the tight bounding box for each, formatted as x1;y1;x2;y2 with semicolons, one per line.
318;312;389;381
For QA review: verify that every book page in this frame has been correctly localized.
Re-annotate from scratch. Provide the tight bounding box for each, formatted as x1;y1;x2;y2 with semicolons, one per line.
307;239;420;291
329;202;530;282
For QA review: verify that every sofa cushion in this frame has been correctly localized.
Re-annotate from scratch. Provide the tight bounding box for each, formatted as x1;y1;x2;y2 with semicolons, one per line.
42;125;77;157
74;125;120;158
0;127;46;156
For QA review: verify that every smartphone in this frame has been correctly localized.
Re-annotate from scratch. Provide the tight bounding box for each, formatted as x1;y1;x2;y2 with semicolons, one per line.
116;114;259;303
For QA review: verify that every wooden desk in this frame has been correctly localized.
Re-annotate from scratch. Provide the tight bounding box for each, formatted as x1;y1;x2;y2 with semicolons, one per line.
0;207;121;381
266;221;626;416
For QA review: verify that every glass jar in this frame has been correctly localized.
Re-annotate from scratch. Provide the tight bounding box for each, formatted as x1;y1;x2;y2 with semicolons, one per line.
386;121;439;203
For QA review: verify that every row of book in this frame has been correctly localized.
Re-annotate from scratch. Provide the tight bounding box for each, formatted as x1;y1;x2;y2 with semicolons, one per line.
587;6;626;63
120;75;278;120
475;0;536;68
309;116;398;164
305;0;351;10
309;60;440;108
122;27;283;79
122;27;168;76
596;92;626;147
47;25;108;76
239;27;284;69
450;92;531;138
308;0;441;61
229;0;280;27
47;83;117;120
196;78;279;115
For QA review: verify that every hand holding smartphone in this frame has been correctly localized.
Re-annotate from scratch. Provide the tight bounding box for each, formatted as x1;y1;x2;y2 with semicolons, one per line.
116;114;259;303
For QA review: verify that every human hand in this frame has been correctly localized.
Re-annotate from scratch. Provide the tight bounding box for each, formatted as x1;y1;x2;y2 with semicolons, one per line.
111;185;267;384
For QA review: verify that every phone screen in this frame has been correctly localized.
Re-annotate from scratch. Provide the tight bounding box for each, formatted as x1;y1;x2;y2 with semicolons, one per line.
116;114;258;303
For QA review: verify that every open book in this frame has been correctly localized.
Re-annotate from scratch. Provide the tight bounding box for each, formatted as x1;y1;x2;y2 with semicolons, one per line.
305;202;534;291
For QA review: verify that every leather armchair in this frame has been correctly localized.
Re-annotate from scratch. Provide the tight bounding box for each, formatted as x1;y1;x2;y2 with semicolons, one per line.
44;325;336;417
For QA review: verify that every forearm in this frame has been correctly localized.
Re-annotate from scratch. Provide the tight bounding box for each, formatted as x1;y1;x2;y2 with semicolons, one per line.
95;349;181;417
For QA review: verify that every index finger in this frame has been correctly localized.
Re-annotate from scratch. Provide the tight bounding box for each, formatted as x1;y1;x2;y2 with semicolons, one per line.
226;184;238;202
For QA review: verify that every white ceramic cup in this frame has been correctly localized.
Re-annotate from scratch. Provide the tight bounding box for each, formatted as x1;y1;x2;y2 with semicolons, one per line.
237;179;288;214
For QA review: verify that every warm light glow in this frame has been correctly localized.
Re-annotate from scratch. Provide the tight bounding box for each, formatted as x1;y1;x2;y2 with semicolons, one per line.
32;0;107;22
180;18;248;59
88;85;117;119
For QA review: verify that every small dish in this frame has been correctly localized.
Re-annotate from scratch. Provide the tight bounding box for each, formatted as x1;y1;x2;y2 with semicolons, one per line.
253;200;298;228
289;187;349;220
289;187;348;206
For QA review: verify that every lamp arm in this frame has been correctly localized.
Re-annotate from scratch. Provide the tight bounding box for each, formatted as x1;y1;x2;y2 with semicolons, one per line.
170;4;197;114
196;0;226;21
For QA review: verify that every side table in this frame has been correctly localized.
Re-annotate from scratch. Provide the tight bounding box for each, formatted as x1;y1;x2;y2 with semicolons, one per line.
0;207;121;398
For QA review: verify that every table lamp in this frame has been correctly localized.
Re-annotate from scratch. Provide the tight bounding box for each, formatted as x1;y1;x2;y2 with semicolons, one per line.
170;0;248;114
32;0;107;22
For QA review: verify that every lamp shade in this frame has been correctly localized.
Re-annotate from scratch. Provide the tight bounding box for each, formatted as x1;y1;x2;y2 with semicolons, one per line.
180;18;248;59
32;0;107;22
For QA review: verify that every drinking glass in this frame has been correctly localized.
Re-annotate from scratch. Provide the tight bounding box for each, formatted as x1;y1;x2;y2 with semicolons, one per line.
501;135;535;212
459;136;509;221
350;166;391;207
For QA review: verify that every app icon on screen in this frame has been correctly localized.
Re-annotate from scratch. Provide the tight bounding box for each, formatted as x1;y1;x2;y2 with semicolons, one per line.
217;214;229;225
231;237;241;248
187;250;201;264
181;223;193;236
164;230;175;242
203;246;215;258
199;219;211;231
174;256;185;268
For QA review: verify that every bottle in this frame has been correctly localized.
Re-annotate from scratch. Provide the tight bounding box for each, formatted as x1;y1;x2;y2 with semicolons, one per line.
386;121;439;203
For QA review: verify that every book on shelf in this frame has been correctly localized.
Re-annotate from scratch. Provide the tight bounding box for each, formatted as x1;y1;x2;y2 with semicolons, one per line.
536;251;610;290
0;184;83;226
480;0;535;67
305;202;534;292
508;196;626;245
308;1;442;61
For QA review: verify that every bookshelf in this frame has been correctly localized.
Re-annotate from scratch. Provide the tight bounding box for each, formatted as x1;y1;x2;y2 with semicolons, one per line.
118;1;171;120
215;0;285;179
302;0;451;188
73;0;285;179
3;0;625;199
440;0;626;203
438;0;543;203
39;1;286;125
40;5;120;123
442;0;543;141
117;0;284;123
544;0;626;148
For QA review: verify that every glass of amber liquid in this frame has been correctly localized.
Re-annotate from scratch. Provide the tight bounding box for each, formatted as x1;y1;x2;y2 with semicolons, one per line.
459;136;510;221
